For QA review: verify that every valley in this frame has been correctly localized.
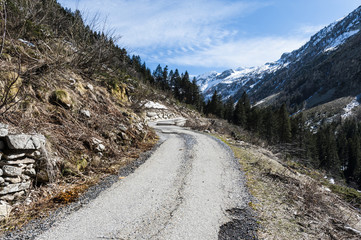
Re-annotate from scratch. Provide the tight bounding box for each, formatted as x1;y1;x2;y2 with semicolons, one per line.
0;1;361;239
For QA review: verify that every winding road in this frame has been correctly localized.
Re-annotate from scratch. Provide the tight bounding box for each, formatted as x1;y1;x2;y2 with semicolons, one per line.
36;120;251;240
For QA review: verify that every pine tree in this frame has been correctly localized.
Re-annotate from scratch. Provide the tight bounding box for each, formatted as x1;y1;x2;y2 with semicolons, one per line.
208;90;223;117
241;92;251;114
172;69;181;100
278;104;292;143
347;135;361;183
224;97;234;122
263;108;276;143
153;64;163;86
233;99;246;126
161;65;169;90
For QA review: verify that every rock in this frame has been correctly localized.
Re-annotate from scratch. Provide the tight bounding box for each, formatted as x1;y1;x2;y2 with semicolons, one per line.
26;164;34;169
3;158;36;165
3;153;26;160
86;84;94;91
92;138;102;145
119;124;128;132
14;190;25;200
36;170;49;183
0;182;31;194
0;123;8;137
4;177;21;184
49;89;73;109
135;123;144;131
0;169;2;176
96;144;105;152
76;158;88;171
80;109;91;118
21;174;30;181
26;150;41;159
0;177;4;185
0;194;14;201
92;138;105;152
0;201;12;220
23;168;36;177
0;140;5;150
147;112;157;118
2;166;22;177
6;134;46;150
120;132;129;141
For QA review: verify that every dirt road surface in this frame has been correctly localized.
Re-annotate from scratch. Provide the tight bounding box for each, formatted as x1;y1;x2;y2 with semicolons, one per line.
36;121;254;240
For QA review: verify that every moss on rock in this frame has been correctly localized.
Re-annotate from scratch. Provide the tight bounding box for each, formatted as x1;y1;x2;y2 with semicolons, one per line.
49;89;73;109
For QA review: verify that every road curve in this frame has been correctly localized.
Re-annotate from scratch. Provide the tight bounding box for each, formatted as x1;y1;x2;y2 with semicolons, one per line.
36;122;250;240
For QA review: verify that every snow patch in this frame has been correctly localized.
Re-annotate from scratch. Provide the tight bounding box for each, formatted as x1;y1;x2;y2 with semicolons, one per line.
324;30;359;52
144;101;167;109
342;94;361;119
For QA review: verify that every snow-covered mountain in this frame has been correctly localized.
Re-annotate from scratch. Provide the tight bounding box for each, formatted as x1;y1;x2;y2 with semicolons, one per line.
197;5;361;110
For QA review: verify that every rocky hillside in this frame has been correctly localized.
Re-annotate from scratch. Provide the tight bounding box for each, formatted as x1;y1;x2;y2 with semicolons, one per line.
0;0;204;230
197;5;361;113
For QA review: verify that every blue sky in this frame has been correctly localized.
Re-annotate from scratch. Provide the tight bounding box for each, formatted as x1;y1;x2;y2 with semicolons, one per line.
58;0;360;76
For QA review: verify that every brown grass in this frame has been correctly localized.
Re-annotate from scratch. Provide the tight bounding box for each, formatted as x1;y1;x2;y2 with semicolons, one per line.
218;134;361;240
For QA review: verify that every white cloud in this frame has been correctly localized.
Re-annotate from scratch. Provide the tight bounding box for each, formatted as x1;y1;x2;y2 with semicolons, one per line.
60;0;311;71
161;36;308;68
297;24;326;35
64;0;270;49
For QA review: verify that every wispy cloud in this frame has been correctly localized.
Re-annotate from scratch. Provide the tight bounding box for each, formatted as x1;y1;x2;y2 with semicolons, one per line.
60;0;309;72
297;24;326;36
158;36;308;68
72;0;270;49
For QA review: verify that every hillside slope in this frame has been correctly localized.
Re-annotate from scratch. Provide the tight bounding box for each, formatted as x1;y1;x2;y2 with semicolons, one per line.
0;0;201;230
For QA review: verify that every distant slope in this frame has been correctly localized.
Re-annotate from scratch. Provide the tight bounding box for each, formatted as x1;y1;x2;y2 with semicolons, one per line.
197;5;361;112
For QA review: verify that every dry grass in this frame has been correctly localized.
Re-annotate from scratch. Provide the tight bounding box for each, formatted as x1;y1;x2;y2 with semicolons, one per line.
218;135;361;240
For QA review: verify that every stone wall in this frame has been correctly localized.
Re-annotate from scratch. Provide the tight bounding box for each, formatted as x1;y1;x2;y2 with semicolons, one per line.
0;124;46;219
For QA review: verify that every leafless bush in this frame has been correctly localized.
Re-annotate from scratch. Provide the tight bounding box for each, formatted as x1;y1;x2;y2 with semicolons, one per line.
0;61;23;115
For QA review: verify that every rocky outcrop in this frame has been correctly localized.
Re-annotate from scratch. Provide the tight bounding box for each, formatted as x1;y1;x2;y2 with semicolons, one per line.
0;124;49;220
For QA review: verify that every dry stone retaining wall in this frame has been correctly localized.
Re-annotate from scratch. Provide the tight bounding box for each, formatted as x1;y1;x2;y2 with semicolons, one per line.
0;124;47;219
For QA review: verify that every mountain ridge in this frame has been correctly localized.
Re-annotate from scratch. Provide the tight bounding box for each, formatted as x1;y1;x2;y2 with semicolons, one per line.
197;5;361;112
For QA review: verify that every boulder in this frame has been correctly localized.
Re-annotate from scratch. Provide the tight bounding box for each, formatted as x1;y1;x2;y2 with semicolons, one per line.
0;182;31;195
0;201;12;220
0;169;2;176
0;177;4;185
2;165;22;177
0;123;8;137
0;140;5;150
6;134;45;150
49;89;73;109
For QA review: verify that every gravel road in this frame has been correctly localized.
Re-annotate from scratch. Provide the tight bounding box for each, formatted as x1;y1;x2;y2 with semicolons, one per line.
34;122;256;240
